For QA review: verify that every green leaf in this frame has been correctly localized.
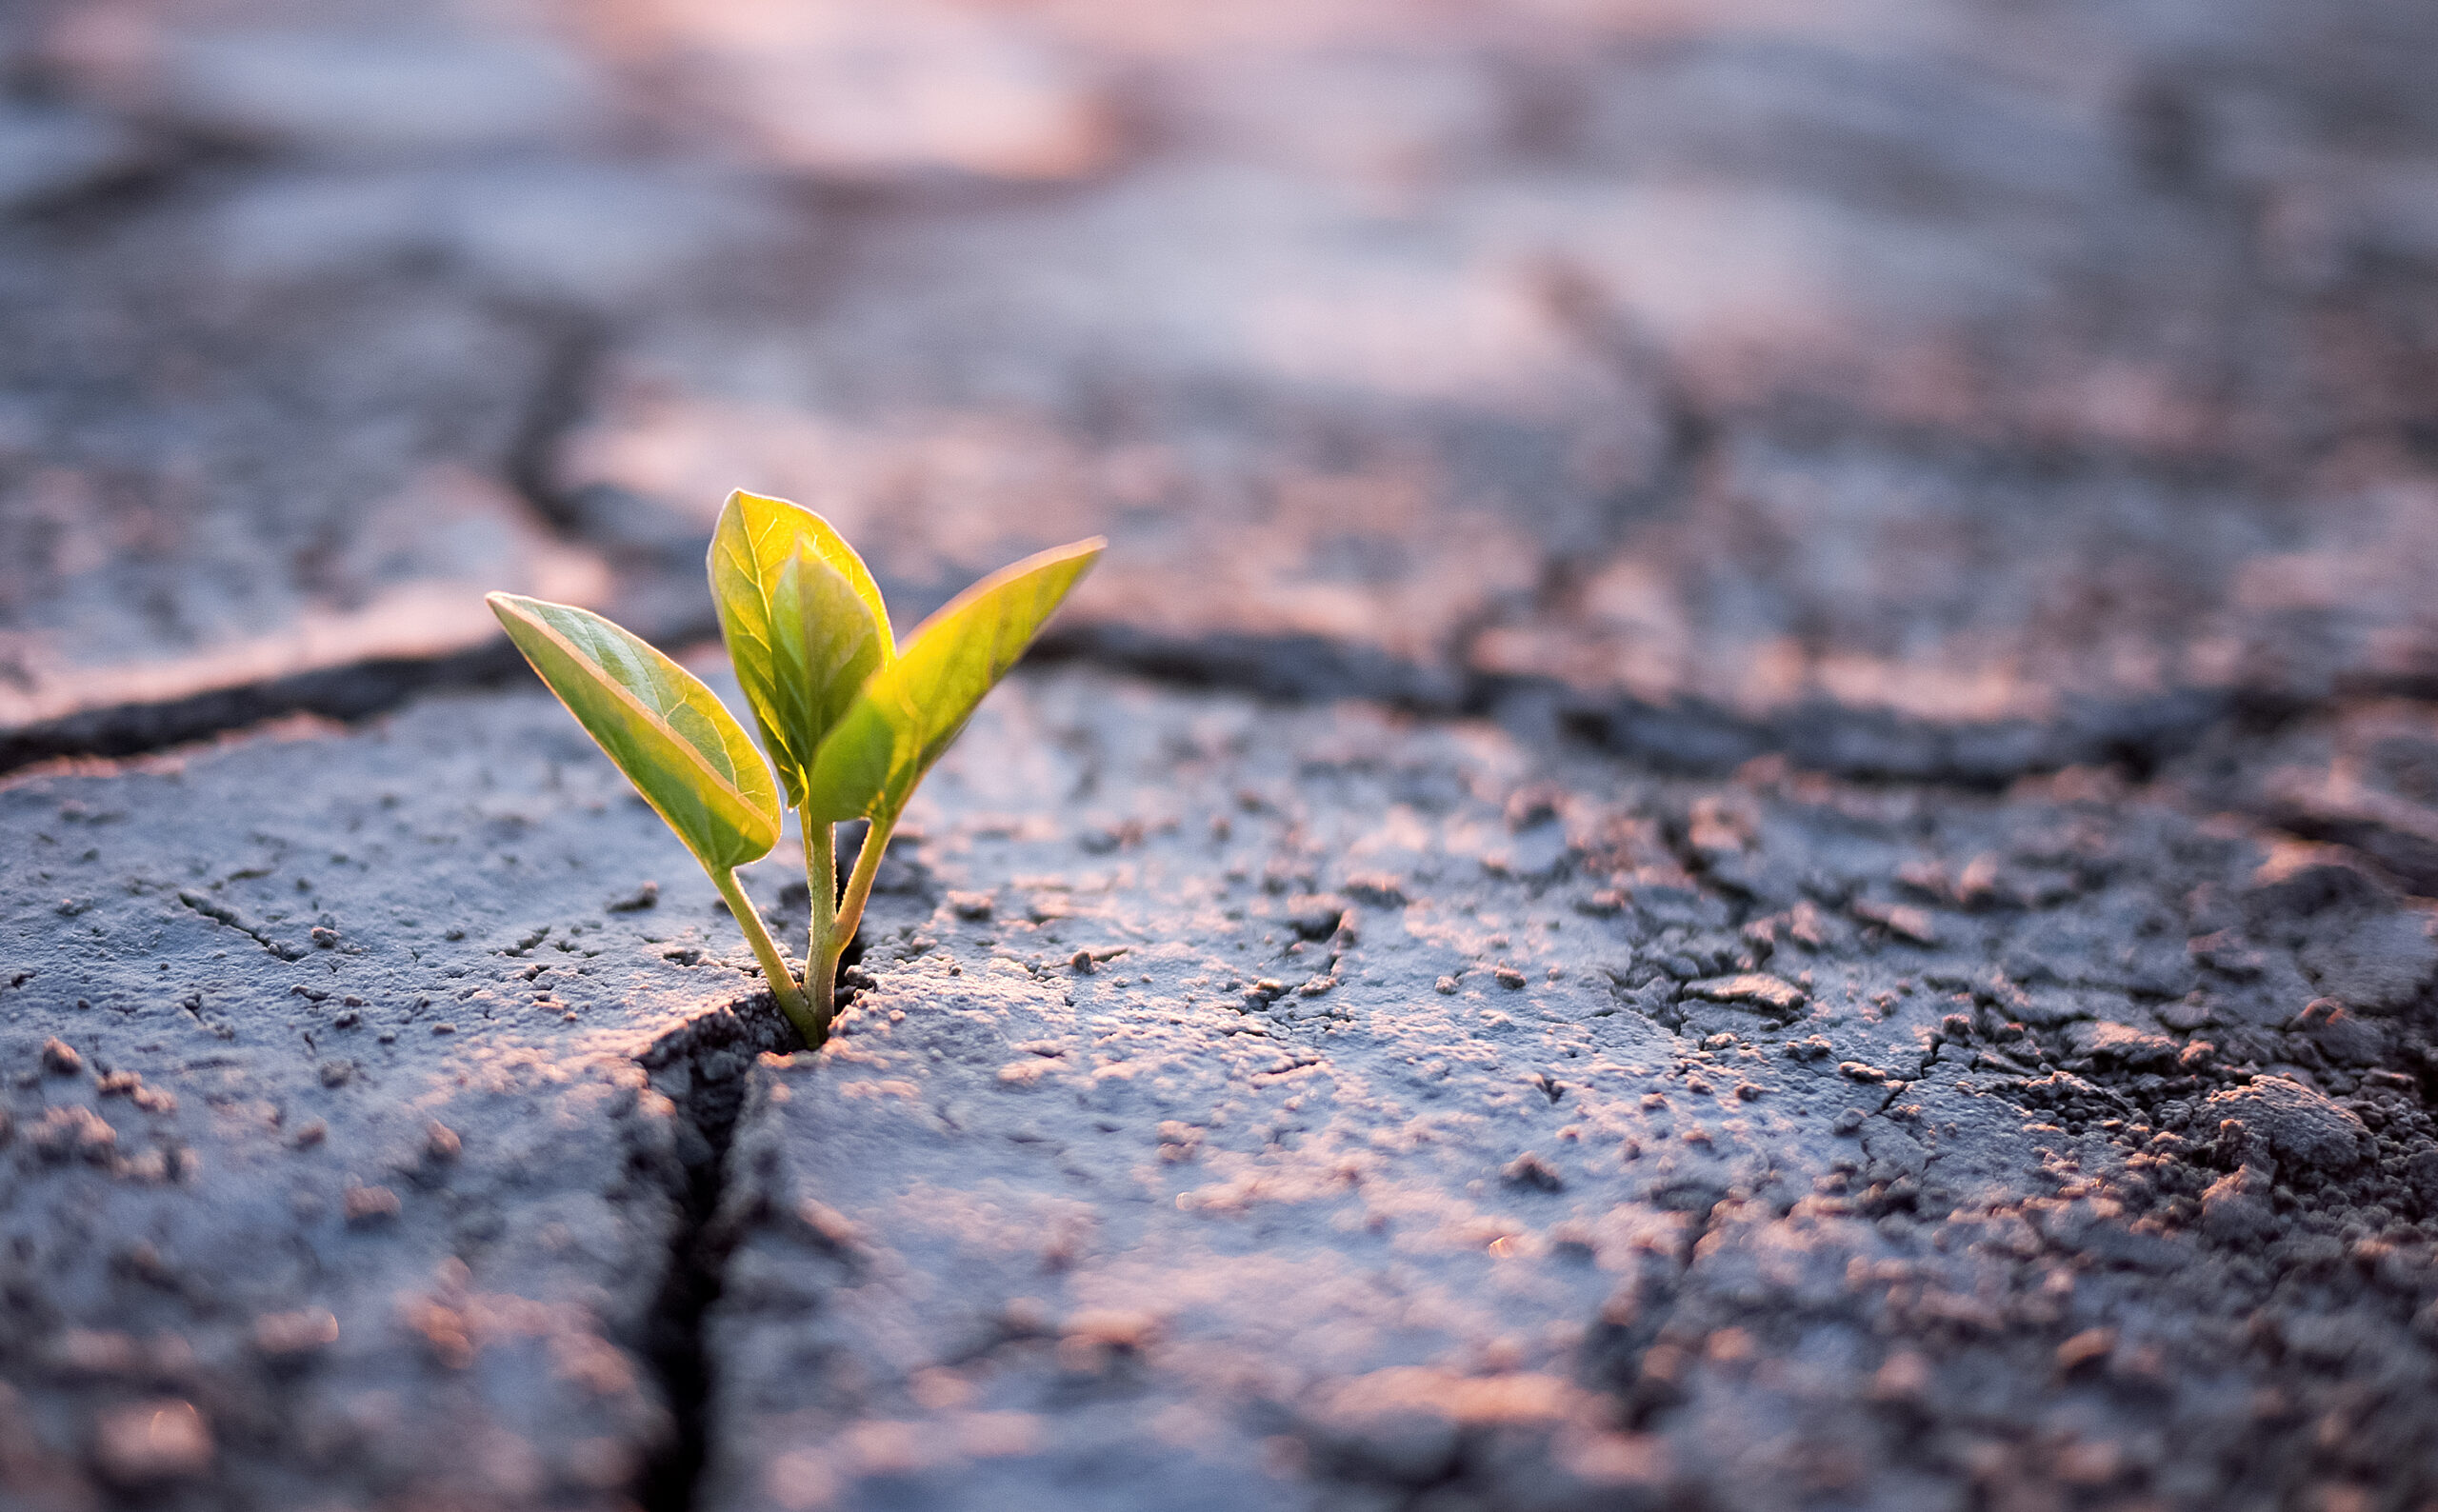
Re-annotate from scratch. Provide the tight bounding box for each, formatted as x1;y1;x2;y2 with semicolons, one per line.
804;537;1104;825
709;490;894;808
488;592;781;874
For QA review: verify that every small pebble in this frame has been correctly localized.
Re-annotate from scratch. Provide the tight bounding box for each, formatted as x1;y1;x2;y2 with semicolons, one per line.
253;1309;339;1358
343;1185;400;1225
2056;1327;2116;1373
40;1038;83;1075
607;881;660;913
1501;1150;1565;1192
93;1399;212;1484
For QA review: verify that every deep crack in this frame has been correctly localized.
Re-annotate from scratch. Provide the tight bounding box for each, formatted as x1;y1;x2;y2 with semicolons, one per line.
633;995;793;1512
631;928;869;1512
0;640;535;774
496;303;610;535
0;576;2363;796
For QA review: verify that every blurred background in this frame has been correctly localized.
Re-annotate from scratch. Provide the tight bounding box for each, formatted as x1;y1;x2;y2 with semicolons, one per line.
3;0;2436;782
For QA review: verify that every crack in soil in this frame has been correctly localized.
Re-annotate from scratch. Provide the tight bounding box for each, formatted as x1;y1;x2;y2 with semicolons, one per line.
0;640;536;774
497;303;610;536
173;886;305;960
0;306;600;780
630;930;868;1512
632;995;794;1512
6;589;2416;799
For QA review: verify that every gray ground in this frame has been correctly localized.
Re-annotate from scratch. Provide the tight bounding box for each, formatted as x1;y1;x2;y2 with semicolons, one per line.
8;672;2438;1511
6;0;2438;775
4;0;2438;1509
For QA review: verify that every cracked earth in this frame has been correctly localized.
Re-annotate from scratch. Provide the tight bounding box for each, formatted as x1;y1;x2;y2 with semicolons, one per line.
10;673;2438;1511
5;0;2438;1509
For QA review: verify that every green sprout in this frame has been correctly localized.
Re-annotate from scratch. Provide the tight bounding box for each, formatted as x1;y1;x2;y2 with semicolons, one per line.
489;490;1103;1044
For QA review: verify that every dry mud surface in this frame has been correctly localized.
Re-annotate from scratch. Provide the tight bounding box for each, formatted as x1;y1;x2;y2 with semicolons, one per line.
5;0;2438;1508
5;668;2438;1511
4;0;2438;777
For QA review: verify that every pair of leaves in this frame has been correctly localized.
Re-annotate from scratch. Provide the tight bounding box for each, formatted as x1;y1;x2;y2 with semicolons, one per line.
489;490;1101;881
708;495;892;812
711;491;1103;826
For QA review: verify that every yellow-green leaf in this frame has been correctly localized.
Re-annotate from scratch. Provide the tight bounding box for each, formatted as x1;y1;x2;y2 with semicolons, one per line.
709;490;893;808
805;537;1104;825
488;592;781;874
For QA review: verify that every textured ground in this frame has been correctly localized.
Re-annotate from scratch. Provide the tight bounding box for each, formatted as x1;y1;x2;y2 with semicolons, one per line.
0;690;763;1509
4;0;2438;774
4;0;2438;1509
709;672;2438;1512
6;671;2438;1511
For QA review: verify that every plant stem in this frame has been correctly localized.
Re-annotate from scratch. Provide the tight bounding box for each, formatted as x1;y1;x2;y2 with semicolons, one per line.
800;805;837;1042
828;812;895;981
714;867;816;1042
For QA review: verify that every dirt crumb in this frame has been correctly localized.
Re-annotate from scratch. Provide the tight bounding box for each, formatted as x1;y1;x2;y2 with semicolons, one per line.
93;1399;211;1484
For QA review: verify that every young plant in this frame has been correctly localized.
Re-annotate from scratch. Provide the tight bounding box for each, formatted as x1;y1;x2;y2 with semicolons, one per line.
489;490;1102;1044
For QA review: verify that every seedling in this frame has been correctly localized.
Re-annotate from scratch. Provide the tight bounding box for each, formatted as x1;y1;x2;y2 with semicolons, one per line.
490;490;1102;1044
